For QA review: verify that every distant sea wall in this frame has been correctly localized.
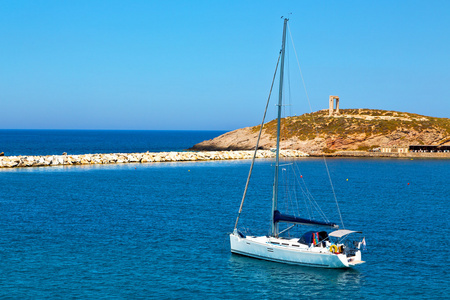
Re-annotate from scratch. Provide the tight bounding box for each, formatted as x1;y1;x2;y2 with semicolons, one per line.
2;149;448;169
0;150;309;168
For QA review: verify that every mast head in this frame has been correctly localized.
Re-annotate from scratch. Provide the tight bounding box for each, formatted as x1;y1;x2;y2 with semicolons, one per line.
281;12;291;21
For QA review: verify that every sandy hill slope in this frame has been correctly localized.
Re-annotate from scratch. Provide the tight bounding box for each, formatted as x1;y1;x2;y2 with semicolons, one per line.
190;109;450;153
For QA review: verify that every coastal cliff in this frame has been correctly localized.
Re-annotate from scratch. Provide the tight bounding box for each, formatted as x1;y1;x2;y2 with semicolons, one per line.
190;109;450;153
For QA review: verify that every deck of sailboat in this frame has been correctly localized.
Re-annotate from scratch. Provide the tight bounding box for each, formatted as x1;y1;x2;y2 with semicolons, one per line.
242;235;336;255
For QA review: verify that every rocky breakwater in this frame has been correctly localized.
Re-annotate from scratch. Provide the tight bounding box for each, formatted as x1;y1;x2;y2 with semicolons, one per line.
0;150;309;169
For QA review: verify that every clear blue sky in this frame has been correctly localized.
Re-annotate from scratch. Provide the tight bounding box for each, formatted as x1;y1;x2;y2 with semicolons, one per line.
1;0;449;130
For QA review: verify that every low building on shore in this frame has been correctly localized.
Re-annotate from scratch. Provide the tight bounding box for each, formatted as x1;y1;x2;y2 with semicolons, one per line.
381;146;409;153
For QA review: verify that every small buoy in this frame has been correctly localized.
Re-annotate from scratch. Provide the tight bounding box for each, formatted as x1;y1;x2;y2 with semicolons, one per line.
300;175;303;178
411;158;413;160
346;179;348;181
407;183;410;185
188;170;190;172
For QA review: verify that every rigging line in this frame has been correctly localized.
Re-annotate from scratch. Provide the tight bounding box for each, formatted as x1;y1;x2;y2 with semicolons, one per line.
282;168;291;215
290;162;317;218
294;173;329;222
297;181;311;215
290;164;316;219
285;168;296;217
286;35;293;117
293;175;318;220
234;52;282;231
288;168;298;217
293;163;330;222
290;180;301;217
288;168;300;218
287;22;345;229
288;164;301;218
290;167;313;220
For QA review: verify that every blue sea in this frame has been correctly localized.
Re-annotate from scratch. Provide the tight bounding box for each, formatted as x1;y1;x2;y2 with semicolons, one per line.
0;130;449;298
0;130;226;156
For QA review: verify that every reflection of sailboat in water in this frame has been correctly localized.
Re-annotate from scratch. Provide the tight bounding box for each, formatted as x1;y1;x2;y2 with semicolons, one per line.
229;18;365;268
229;254;363;291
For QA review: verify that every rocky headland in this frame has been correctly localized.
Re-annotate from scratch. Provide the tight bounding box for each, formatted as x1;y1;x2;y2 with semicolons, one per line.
190;109;450;155
3;109;449;168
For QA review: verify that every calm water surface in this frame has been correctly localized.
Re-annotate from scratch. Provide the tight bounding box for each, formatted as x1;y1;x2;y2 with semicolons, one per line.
0;158;448;298
0;130;225;156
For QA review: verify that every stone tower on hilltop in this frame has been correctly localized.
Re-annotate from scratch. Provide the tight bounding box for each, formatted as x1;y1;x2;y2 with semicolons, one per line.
329;95;340;116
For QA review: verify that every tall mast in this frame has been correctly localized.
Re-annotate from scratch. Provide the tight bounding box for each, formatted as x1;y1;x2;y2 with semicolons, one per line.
271;18;288;237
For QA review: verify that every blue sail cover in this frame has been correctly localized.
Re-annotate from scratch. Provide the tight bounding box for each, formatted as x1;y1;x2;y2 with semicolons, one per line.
273;210;338;228
298;231;329;246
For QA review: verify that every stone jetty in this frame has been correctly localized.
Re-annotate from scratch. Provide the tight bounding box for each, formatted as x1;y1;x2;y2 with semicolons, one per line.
0;150;309;169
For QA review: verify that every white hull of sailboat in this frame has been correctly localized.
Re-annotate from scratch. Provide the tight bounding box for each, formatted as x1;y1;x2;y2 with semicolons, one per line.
230;233;360;269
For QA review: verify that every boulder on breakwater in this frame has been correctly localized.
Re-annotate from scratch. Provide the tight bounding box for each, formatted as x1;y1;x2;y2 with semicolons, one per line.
0;150;309;169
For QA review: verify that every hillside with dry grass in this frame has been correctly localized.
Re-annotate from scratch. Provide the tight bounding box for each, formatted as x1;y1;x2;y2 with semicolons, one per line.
190;109;450;153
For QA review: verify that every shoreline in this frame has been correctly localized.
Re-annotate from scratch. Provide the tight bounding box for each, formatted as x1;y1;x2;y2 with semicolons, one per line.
311;151;450;159
1;150;449;169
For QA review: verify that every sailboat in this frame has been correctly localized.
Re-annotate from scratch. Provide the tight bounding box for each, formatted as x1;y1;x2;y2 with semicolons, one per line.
229;18;365;268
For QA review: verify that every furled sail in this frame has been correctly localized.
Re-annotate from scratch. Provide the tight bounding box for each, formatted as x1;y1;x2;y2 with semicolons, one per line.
273;210;339;228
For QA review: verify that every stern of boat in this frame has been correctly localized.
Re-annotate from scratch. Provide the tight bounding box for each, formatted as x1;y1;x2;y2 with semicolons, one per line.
343;241;365;267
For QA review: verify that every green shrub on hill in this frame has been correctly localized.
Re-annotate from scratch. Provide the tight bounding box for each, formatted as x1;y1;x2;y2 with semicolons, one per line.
251;109;450;141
